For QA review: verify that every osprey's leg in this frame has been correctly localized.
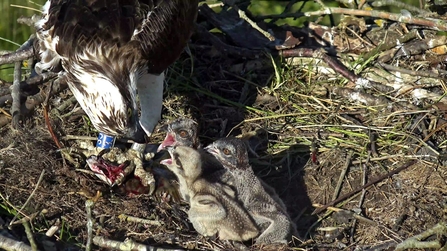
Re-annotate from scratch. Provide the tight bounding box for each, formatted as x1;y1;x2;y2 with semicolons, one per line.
126;72;165;194
137;72;164;138
79;73;164;194
96;132;115;149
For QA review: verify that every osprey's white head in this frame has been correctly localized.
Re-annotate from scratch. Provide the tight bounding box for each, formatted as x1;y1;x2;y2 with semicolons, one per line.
65;54;147;142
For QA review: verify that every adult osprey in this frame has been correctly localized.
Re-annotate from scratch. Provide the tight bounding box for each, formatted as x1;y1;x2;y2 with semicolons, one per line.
35;0;198;143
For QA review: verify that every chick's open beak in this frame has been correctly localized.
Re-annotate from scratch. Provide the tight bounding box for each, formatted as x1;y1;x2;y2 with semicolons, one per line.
160;146;175;166
157;133;176;152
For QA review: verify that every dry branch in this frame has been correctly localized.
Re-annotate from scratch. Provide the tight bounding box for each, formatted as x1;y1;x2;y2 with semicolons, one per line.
0;235;33;251
313;159;418;215
0;36;34;65
86;200;94;251
9;170;46;226
92;236;184;251
396;223;447;250
259;8;447;31
11;61;22;128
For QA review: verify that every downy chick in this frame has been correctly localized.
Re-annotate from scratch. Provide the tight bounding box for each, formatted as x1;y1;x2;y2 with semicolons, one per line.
158;118;287;207
158;118;200;151
160;145;259;242
206;138;296;244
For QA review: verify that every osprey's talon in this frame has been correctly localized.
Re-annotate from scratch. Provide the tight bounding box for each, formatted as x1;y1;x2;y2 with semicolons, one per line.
59;147;85;168
154;176;181;203
97;148;112;157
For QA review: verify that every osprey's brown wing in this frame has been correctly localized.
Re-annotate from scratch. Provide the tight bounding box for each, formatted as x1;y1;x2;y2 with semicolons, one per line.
134;0;198;74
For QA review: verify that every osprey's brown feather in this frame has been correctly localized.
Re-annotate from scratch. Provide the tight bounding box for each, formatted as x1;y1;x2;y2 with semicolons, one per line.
35;0;198;141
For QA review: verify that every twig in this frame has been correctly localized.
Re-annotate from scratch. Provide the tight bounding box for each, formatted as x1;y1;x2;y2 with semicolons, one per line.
10;170;46;226
0;76;68;114
258;8;447;31
312;159;418;214
22;220;37;251
378;63;442;79
0;192;30;222
0;72;57;92
44;81;63;149
305;8;447;31
372;0;430;15
0;235;33;251
11;61;22;129
331;87;391;106
55;96;77;115
235;7;275;42
93;236;184;251
206;3;224;8
413;122;447;156
350;153;369;242
332;151;353;201
0;36;34;65
0;107;11;117
9;210;47;226
364;240;398;251
270;0;299;23
312;204;377;226
62;135;97;141
23;72;58;85
9;36;37;128
279;47;385;91
118;214;163;226
368;30;419;62
86;200;95;251
396;223;447;250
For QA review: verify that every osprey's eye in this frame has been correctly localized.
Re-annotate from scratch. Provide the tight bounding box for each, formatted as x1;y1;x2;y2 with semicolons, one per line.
178;130;189;138
222;148;231;155
127;108;132;118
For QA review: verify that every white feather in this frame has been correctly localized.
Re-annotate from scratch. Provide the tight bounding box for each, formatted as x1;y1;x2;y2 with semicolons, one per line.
69;63;128;133
132;4;158;37
35;0;62;73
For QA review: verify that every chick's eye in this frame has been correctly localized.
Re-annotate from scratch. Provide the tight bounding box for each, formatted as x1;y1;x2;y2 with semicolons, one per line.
127;108;132;118
178;130;189;138
222;148;231;155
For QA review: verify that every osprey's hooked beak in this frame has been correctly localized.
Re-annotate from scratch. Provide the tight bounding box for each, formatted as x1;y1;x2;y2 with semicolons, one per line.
128;122;148;144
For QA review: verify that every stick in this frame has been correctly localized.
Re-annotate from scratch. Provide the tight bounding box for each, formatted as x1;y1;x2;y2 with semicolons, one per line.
312;159;418;214
332;151;353;201
93;236;184;251
22;220;38;251
258;8;447;31
0;36;34;65
396;223;447;250
10;170;46;226
44;81;63;149
86;200;95;251
11;61;22;129
0;235;33;251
